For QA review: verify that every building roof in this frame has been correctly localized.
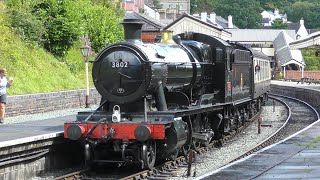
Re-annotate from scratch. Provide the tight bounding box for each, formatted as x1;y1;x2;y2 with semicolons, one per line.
227;29;296;42
124;12;165;32
163;13;225;32
191;14;238;29
273;31;305;67
288;22;300;33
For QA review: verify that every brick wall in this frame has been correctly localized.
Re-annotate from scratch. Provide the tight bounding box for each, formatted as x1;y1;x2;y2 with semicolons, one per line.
142;32;161;43
6;89;101;117
284;70;320;80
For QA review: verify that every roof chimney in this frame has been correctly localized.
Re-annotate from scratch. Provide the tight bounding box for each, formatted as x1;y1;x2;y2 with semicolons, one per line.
210;13;216;24
201;12;207;22
274;9;279;16
228;15;233;28
122;18;144;44
300;18;304;25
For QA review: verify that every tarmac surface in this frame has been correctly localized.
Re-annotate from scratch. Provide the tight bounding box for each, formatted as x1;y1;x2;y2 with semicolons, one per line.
0;115;75;148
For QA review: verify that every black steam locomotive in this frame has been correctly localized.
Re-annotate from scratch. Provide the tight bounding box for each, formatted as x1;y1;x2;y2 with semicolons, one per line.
64;19;271;169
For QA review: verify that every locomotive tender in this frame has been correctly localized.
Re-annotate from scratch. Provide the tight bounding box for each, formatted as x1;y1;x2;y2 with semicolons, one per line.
64;19;271;169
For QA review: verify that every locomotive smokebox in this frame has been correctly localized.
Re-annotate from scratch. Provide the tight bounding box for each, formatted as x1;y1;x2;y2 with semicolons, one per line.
122;18;144;43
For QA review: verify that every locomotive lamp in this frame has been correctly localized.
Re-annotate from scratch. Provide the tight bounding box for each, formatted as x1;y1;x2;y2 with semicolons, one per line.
81;44;90;108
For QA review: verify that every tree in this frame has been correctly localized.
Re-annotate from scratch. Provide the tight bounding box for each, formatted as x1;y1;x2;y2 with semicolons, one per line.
83;4;124;52
213;0;263;29
271;18;288;29
31;0;80;57
149;0;162;10
6;0;124;57
285;1;320;29
302;49;320;70
190;0;215;14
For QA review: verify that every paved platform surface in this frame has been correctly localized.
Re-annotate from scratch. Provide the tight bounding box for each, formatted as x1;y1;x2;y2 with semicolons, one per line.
0;115;76;148
197;80;320;179
272;80;320;90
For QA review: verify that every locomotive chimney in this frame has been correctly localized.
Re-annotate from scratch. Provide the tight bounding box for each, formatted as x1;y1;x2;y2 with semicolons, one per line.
161;30;175;44
122;18;144;43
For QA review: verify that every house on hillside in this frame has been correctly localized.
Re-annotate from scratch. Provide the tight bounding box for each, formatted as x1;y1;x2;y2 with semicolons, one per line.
261;9;287;27
123;0;145;13
143;4;160;21
288;19;309;39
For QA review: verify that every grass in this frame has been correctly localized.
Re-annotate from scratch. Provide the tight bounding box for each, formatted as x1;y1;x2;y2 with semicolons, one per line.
0;2;94;95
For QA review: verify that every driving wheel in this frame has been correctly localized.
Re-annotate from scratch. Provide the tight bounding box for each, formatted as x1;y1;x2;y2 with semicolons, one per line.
141;140;156;169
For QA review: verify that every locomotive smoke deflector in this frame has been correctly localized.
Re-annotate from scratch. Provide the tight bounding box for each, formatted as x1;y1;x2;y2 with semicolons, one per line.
122;18;144;44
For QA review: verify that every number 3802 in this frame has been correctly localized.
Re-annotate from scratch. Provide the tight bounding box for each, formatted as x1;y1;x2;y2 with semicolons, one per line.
111;62;129;68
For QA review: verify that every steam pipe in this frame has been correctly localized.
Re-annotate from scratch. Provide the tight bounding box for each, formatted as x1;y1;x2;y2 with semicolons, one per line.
156;82;168;111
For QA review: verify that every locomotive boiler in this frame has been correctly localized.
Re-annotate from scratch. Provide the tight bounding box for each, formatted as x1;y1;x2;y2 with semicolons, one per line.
64;18;271;169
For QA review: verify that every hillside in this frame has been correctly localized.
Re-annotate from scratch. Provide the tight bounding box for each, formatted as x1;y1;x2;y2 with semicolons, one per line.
0;1;120;95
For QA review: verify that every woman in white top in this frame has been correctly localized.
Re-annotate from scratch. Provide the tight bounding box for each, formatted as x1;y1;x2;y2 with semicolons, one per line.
0;68;13;124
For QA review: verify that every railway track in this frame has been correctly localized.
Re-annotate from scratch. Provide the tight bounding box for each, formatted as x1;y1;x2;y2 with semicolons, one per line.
54;110;262;180
224;93;319;166
54;94;319;180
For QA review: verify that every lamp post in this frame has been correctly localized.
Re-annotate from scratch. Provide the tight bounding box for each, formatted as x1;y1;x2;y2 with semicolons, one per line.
81;44;90;108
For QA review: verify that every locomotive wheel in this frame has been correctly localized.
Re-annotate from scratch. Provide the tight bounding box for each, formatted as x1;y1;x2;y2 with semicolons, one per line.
141;141;156;169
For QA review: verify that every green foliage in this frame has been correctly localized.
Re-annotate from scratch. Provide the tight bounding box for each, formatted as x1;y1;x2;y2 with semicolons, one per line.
8;10;45;44
151;0;163;10
191;0;320;29
0;0;124;95
213;0;263;29
302;49;320;71
31;0;80;57
190;0;215;14
271;18;288;29
84;5;124;52
285;1;320;29
6;0;124;58
259;0;320;29
0;2;83;95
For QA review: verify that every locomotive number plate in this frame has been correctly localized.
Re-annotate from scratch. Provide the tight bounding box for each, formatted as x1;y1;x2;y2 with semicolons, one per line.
111;62;129;68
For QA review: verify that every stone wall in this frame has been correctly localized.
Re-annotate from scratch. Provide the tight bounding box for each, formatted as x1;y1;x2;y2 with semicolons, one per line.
271;84;320;114
6;89;101;117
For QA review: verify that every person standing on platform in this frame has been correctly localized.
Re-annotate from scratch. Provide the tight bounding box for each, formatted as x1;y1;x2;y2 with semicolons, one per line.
0;68;13;124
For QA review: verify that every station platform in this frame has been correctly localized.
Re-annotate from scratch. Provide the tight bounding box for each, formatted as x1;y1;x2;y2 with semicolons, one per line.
197;80;320;179
0;115;75;148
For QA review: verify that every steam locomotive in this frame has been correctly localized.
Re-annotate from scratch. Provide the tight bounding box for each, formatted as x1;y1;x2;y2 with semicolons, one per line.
64;18;271;169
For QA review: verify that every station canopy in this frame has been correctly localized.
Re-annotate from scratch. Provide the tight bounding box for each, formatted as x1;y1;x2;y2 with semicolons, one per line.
273;31;305;68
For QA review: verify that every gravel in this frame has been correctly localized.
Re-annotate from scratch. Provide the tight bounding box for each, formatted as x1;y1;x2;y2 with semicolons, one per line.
169;100;288;179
